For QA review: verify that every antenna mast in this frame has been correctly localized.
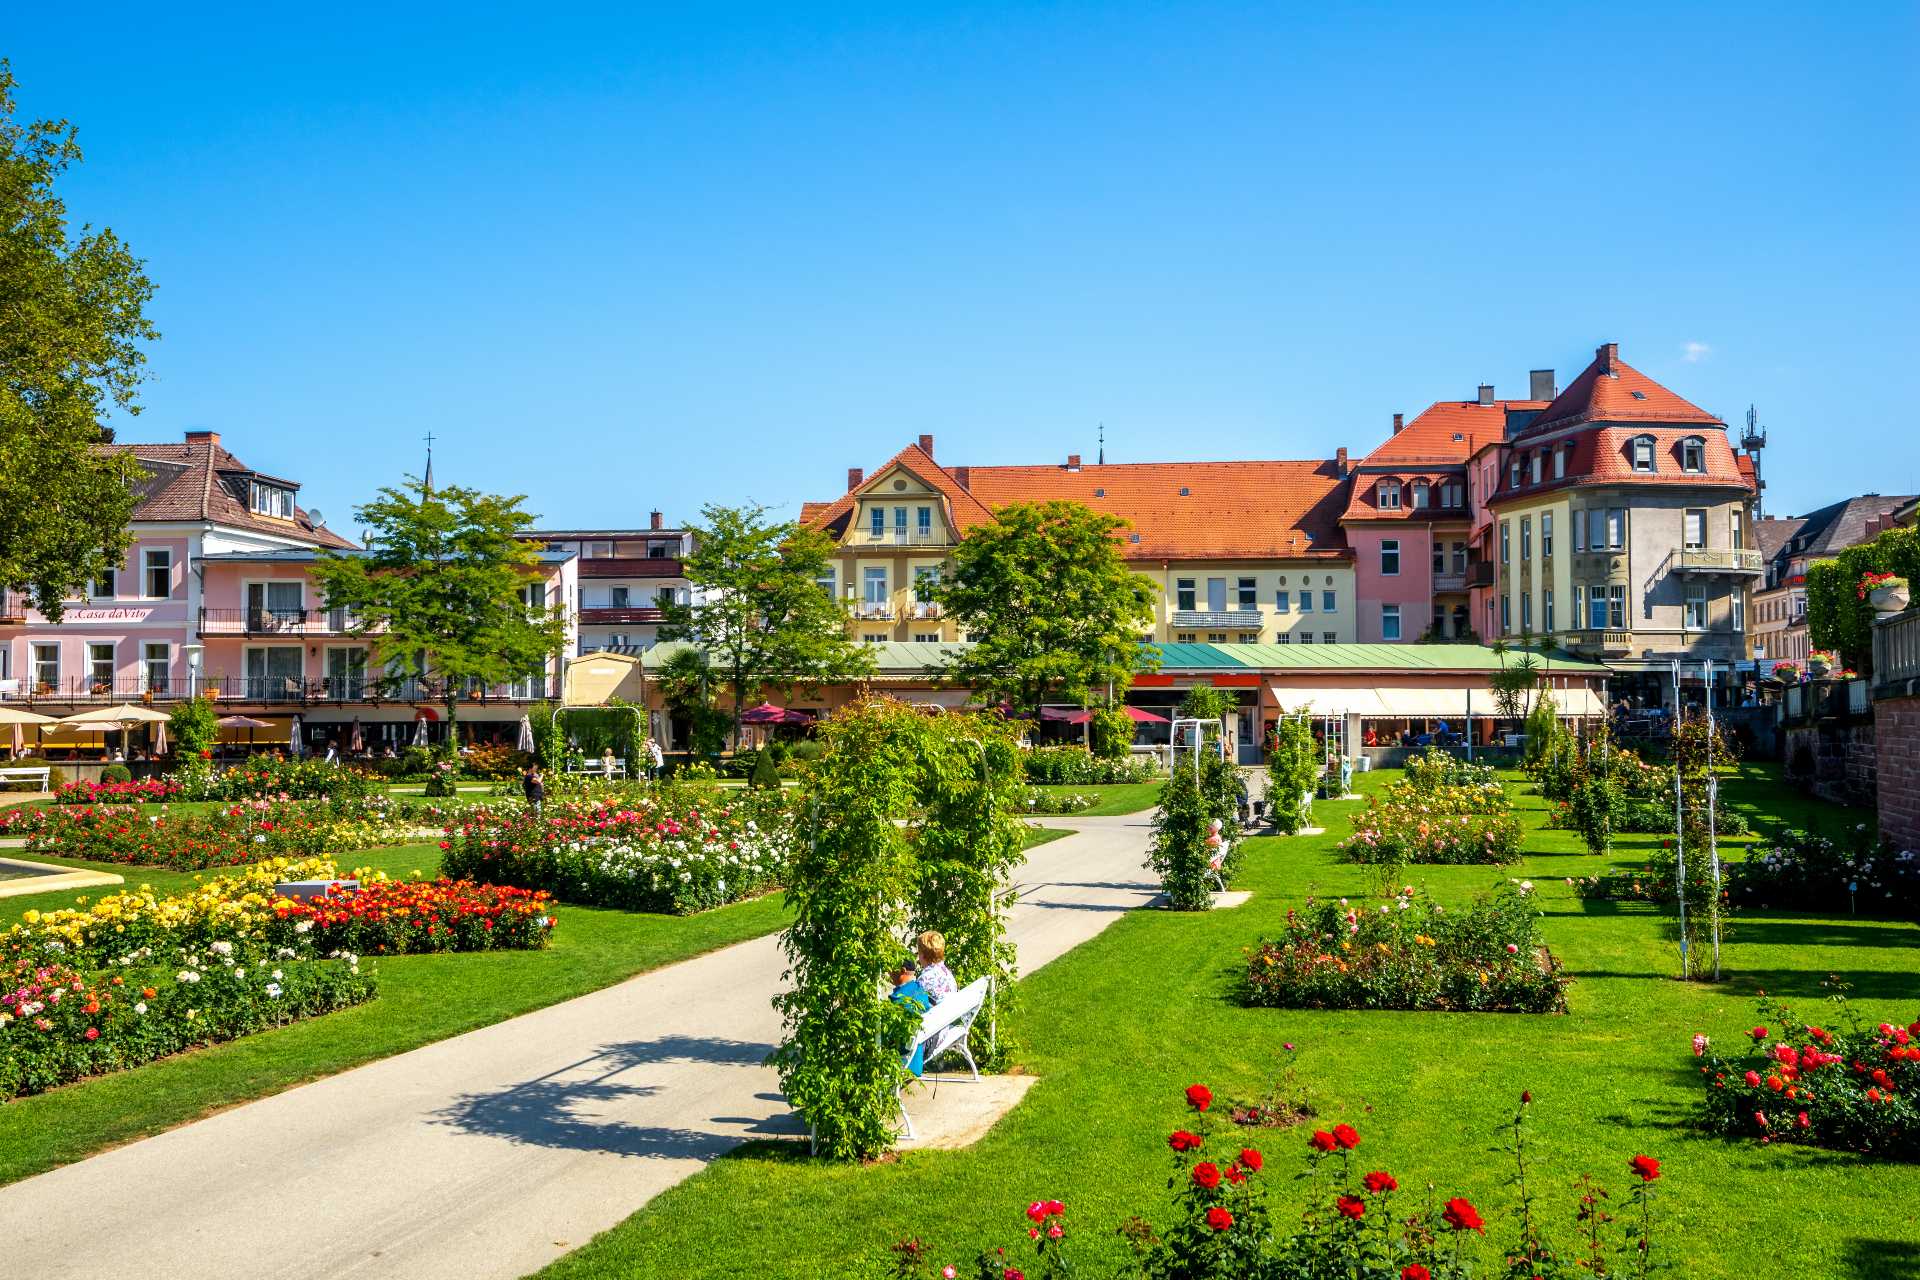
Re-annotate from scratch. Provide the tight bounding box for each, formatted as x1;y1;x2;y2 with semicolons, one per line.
1740;405;1767;519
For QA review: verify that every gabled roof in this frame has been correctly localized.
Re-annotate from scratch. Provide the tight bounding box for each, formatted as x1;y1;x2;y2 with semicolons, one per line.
802;442;996;538
1753;516;1807;562
1357;400;1548;468
1780;493;1920;560
105;437;356;548
1519;344;1722;437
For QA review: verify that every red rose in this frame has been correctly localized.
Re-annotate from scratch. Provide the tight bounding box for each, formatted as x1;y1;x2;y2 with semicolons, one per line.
1185;1083;1213;1112
1442;1197;1484;1234
1363;1170;1398;1194
1403;1268;1432;1280
1169;1130;1203;1152
1629;1154;1661;1182
1204;1206;1233;1232
1192;1162;1223;1190
1237;1147;1263;1172
1309;1129;1337;1153
1750;1026;1768;1041
1332;1123;1361;1150
1336;1195;1366;1220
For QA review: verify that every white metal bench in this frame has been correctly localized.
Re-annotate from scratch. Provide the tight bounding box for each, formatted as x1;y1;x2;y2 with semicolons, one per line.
897;976;989;1139
0;767;51;791
567;760;628;779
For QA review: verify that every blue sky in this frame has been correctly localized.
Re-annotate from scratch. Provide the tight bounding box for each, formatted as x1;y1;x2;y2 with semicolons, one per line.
9;2;1917;534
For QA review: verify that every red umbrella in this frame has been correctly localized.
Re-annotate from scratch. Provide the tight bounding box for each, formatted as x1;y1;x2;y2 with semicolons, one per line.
1040;707;1093;724
739;703;791;725
1121;706;1169;723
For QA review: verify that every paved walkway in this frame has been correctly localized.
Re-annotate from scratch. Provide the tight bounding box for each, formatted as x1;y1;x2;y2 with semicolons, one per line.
0;813;1157;1280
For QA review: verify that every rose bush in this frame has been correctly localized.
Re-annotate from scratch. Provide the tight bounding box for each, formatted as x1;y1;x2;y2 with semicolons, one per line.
1020;746;1159;786
173;755;379;802
1;796;449;871
1244;882;1568;1014
1728;827;1918;917
268;879;554;954
1337;781;1522;867
54;778;182;805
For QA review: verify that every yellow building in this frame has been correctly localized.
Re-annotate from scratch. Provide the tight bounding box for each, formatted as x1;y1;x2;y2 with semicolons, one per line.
801;437;1356;645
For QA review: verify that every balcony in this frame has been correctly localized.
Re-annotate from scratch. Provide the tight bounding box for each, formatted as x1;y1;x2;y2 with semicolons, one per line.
904;600;944;621
1171;609;1263;629
577;557;685;579
198;608;363;637
579;607;666;626
1465;561;1496;588
198;675;558;705
1;677;185;704
852;601;898;622
1432;570;1468;592
856;529;952;548
1874;608;1920;698
0;592;26;624
1675;548;1764;575
1566;629;1634;655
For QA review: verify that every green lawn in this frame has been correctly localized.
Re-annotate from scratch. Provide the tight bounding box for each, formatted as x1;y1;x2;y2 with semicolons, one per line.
1032;781;1164;816
535;763;1920;1280
0;823;1067;1185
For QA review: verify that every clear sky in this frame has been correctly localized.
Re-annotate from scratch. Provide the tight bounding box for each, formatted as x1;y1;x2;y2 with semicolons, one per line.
9;2;1916;535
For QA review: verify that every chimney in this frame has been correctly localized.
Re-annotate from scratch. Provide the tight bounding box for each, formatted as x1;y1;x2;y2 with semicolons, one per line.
649;510;663;531
1066;454;1082;471
847;466;864;491
1391;413;1404;434
917;433;934;457
1334;447;1348;477
1529;369;1557;401
952;466;972;490
184;429;221;446
1597;342;1619;375
1477;384;1495;406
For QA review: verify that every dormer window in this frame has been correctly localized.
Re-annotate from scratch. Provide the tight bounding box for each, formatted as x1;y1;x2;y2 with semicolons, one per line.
1630;436;1657;473
1411;479;1430;509
1529;451;1543;484
249;481;294;518
1377;479;1401;509
1508;459;1522;489
1440;480;1463;507
1553;445;1567;479
1680;436;1706;473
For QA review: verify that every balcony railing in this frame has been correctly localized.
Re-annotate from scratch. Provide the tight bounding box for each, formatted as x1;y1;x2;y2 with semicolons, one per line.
1567;629;1634;654
1465;561;1496;588
198;675;557;705
0;591;27;624
1873;608;1920;696
1675;548;1764;574
0;677;185;704
852;601;897;622
1432;570;1468;592
905;601;944;620
197;608;364;637
1171;609;1263;629
579;607;666;625
577;557;685;579
858;529;951;547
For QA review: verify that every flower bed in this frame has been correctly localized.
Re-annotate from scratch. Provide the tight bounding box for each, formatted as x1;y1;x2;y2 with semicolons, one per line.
1018;787;1096;815
54;778;183;805
1337;780;1522;866
1728;827;1918;916
0;945;373;1101
1693;994;1920;1157
440;788;796;914
1019;745;1159;785
1244;883;1568;1013
1402;745;1499;793
269;879;555;954
176;755;379;802
1547;795;1751;838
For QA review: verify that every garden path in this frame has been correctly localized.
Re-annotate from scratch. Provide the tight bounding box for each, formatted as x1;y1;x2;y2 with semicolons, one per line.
0;813;1158;1280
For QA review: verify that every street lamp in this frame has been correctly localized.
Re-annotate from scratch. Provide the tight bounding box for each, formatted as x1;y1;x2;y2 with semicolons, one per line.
183;644;204;698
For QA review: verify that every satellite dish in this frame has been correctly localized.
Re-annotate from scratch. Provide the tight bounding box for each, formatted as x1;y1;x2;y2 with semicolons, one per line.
308;508;325;527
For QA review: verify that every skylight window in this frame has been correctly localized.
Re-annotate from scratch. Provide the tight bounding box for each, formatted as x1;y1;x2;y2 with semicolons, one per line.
1630;390;1647;400
1093;488;1105;497
1178;487;1190;496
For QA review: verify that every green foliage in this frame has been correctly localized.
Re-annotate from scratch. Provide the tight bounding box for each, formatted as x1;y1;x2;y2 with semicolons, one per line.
1489;640;1544;720
98;764;132;784
1566;728;1623;857
1148;761;1217;911
1521;691;1566;770
1404;745;1498;792
748;746;780;790
1088;706;1137;760
311;479;566;735
1177;683;1234;722
655;647;729;759
659;503;873;745
1019;745;1158;785
936;500;1159;713
1657;712;1739;980
1265;714;1318;835
1805;524;1920;665
167;696;218;760
0;63;155;618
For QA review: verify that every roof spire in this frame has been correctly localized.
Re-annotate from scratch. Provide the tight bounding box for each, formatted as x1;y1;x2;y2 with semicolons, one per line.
423;429;436;496
1097;422;1105;466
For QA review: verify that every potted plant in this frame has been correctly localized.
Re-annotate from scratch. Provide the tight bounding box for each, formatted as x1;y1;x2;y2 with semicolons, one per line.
1806;649;1835;677
1771;660;1799;683
1859;570;1911;613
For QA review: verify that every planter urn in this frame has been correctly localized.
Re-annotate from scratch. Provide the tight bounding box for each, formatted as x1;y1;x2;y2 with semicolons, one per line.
1869;584;1911;613
1807;657;1832;677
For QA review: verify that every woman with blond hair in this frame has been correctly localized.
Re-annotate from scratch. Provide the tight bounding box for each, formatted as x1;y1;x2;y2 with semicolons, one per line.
915;930;956;1005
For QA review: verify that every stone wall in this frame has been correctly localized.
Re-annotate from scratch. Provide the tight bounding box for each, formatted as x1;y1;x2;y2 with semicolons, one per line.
1781;718;1877;810
1874;693;1920;849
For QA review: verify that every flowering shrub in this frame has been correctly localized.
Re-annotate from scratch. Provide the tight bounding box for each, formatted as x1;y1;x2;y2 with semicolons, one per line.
0;945;373;1101
1547;796;1750;838
175;755;379;802
1728;827;1918;916
440;786;795;913
1403;746;1499;794
1150;753;1243;911
1244;883;1568;1014
1337;782;1522;867
423;756;460;798
1020;746;1158;785
864;1085;1664;1279
0;796;448;871
54;778;182;805
268;879;554;954
1692;992;1920;1157
1019;787;1096;815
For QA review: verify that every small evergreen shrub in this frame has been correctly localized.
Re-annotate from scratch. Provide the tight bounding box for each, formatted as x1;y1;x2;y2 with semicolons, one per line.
100;764;133;784
749;746;781;790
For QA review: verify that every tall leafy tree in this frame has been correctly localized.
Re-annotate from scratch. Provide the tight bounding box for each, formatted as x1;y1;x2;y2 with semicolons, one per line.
935;500;1159;713
659;503;873;745
0;62;158;617
312;479;567;739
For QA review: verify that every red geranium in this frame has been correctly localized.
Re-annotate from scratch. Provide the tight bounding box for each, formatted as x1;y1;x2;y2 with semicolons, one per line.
1332;1122;1361;1150
1363;1170;1398;1194
1204;1206;1233;1232
1335;1195;1366;1220
1308;1129;1337;1153
1629;1154;1661;1182
1442;1197;1485;1234
1185;1083;1213;1112
1237;1147;1263;1172
1402;1268;1432;1280
1192;1162;1222;1190
1169;1130;1204;1152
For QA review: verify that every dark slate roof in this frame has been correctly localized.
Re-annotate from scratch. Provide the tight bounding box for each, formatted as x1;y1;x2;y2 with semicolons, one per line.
107;439;357;548
1781;494;1918;560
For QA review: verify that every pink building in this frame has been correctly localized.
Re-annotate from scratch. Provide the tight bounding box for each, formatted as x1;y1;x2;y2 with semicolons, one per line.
0;430;575;754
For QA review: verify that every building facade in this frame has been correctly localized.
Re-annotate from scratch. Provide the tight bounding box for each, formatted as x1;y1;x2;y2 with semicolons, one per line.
526;516;697;654
1751;496;1918;669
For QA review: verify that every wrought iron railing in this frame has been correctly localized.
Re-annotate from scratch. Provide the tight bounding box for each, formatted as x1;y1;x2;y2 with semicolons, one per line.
1872;608;1920;695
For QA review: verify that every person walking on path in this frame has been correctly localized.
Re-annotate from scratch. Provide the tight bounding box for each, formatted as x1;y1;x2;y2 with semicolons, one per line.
645;736;664;780
521;763;545;815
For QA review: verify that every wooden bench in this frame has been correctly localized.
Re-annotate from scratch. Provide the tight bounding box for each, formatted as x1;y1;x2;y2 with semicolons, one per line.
0;766;51;792
897;976;989;1140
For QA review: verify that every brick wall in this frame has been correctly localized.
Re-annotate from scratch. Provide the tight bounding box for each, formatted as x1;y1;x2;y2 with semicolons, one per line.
1875;693;1920;849
1782;720;1877;809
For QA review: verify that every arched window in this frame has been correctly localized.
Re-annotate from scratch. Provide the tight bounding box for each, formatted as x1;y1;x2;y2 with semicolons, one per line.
1680;436;1706;473
1411;479;1430;508
1630;435;1657;472
1377;479;1401;509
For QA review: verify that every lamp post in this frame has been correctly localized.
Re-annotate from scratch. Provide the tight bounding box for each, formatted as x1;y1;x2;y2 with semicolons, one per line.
183;644;204;699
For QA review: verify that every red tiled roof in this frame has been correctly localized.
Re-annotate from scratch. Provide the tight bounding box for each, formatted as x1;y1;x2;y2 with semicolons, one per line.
1490;426;1754;505
105;439;357;548
1339;472;1474;523
806;447;1352;561
1520;344;1722;436
1357;400;1548;467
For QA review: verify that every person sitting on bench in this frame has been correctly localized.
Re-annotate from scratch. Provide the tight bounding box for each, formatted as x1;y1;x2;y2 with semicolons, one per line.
889;959;932;1077
915;930;956;1005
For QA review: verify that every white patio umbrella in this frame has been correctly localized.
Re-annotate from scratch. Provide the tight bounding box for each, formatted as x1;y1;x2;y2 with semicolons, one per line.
290;715;305;757
515;714;535;754
412;715;429;748
0;707;55;758
349;717;365;754
49;703;172;757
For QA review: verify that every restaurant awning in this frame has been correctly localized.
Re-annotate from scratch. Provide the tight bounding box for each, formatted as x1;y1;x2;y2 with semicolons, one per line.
1265;686;1392;717
1269;684;1608;719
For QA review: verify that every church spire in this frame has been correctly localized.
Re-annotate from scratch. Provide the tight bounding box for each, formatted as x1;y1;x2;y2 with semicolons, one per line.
423;430;436;497
1097;422;1105;466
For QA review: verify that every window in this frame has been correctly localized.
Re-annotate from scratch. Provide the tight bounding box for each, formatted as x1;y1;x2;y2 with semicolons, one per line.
916;506;932;537
1684;509;1706;550
1273;589;1290;613
1608;585;1625;630
1574;585;1586;628
610;586;630;608
1508;459;1522;489
646;541;673;558
1237;577;1258;609
1588;586;1606;630
914;566;940;601
815;567;835;597
1206;577;1227;612
244;647;302;700
1520;516;1532;562
892;507;907;537
32;641;60;692
1541;513;1553;559
144;642;170;693
1452;542;1467;573
1530;452;1543;484
1411;480;1430;509
1295;633;1311;645
246;581;302;628
1573;509;1587;552
1237;632;1259;643
1434;544;1446;574
1298;590;1314;613
1605;509;1626;551
862;566;888;603
869;508;884;538
90;550;118;599
1377;479;1401;509
1732;592;1746;633
518;582;547;612
326;646;367;698
1630;436;1656;472
862;633;888;644
1730;509;1745;550
913;632;941;643
88;642;115;692
1500;522;1511;565
1520;591;1532;632
1381;539;1401;576
1273;634;1290;644
1381;604;1402;641
249;481;295;518
1176;578;1197;611
1685;583;1708;630
1680;437;1705;473
1206;632;1228;644
1553;445;1567;479
653;587;675;609
1176;632;1197;643
1440;480;1463;507
1323;632;1337;645
143;549;172;599
1500;596;1511;634
1544;589;1555;633
1321;590;1336;613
